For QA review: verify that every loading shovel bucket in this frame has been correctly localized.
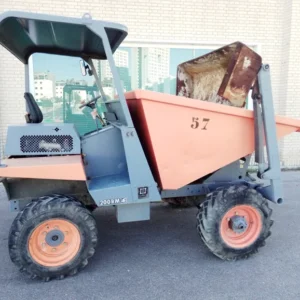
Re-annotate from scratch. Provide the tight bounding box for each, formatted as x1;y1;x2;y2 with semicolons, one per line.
176;42;262;108
126;90;300;190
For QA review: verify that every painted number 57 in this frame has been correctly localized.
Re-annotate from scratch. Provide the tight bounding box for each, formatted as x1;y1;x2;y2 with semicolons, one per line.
191;117;210;130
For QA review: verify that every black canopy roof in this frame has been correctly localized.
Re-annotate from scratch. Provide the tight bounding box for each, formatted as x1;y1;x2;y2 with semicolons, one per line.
0;11;128;63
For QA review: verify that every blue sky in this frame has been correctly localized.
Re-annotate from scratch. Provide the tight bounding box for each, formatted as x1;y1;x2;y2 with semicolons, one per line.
32;47;212;82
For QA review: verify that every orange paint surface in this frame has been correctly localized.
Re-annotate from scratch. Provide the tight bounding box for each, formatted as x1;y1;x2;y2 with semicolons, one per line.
29;218;81;267
220;205;262;249
0;155;86;181
126;90;300;190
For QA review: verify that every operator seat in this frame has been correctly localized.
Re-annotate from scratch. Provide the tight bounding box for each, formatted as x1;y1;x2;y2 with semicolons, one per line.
24;92;43;124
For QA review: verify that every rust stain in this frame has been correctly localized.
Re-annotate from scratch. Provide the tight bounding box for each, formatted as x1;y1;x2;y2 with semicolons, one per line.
176;42;262;108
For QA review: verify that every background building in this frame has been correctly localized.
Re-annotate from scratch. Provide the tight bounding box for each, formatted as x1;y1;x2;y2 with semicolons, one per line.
34;72;55;100
139;48;170;88
0;0;300;168
97;49;130;98
99;49;129;80
55;80;65;99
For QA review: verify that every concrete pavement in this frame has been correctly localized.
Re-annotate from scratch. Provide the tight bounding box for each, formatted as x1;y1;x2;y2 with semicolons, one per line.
1;172;300;300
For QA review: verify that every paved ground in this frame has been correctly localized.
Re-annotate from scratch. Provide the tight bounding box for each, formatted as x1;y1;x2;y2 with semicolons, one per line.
1;172;300;300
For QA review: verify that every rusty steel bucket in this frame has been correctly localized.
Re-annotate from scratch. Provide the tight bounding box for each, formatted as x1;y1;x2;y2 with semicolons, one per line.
126;90;300;190
176;42;262;107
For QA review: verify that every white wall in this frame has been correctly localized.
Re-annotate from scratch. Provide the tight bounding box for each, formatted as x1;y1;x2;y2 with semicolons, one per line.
0;0;300;167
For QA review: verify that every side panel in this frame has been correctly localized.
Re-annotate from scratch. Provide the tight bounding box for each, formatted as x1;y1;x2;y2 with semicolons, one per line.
105;101;127;125
5;178;92;201
81;125;128;179
81;122;161;223
82;124;161;204
4;178;95;212
116;203;150;223
81;125;132;212
203;156;251;183
120;125;161;203
89;179;132;208
0;155;86;181
5;123;81;156
161;156;251;199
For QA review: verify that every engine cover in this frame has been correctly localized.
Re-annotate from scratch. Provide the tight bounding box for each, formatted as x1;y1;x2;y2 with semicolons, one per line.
5;124;81;156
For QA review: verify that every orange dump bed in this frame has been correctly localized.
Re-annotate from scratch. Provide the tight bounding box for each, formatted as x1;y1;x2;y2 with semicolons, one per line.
126;90;300;190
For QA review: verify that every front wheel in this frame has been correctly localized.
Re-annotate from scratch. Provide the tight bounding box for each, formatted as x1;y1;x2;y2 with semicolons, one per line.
196;185;273;260
8;194;98;281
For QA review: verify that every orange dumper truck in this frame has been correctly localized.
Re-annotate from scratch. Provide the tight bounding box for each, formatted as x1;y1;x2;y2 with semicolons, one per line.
0;11;299;281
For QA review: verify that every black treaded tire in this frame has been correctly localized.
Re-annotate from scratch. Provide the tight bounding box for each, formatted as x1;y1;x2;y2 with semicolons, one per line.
196;185;273;261
8;194;98;281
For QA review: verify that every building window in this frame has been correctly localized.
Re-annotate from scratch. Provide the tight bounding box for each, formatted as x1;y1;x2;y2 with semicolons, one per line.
98;46;212;97
96;44;255;110
104;47;211;96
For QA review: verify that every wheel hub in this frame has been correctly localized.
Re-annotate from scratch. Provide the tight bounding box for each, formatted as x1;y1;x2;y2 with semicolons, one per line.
229;216;248;234
220;205;263;249
45;230;65;247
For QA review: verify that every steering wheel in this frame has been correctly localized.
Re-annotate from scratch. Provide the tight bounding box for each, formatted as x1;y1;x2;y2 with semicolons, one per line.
79;95;101;109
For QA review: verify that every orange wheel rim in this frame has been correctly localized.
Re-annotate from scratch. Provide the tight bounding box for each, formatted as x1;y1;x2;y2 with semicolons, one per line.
220;205;262;249
28;219;81;267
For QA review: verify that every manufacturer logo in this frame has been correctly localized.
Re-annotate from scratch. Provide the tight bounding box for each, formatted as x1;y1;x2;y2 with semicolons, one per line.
138;187;149;198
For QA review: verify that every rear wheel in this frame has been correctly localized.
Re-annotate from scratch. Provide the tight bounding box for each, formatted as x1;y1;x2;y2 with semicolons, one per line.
196;185;273;260
8;194;98;281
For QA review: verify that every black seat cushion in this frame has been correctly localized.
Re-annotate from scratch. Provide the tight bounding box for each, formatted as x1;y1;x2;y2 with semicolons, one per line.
24;93;43;124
